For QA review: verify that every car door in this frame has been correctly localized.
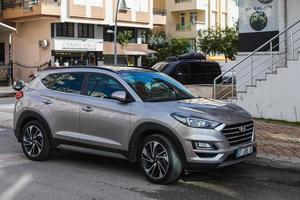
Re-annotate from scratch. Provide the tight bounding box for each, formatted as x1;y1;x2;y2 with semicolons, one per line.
172;62;192;84
40;72;85;142
79;72;132;151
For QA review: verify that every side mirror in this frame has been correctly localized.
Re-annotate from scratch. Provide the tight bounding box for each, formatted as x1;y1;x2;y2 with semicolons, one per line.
111;91;131;103
12;80;26;91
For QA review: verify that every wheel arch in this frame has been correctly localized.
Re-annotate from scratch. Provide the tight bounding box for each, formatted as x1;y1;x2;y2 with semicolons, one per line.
128;122;187;164
15;110;53;145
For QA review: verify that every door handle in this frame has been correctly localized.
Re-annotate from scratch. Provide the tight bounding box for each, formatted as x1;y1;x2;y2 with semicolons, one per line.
41;99;53;105
82;106;94;112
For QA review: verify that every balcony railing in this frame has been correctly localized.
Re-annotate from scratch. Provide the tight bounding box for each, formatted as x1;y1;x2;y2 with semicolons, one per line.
153;8;167;16
2;0;60;10
176;23;192;31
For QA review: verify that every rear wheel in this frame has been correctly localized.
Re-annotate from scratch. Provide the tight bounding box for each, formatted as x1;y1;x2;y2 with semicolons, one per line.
140;135;182;184
21;120;52;161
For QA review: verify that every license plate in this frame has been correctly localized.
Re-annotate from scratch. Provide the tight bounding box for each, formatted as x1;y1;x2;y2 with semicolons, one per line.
236;146;253;158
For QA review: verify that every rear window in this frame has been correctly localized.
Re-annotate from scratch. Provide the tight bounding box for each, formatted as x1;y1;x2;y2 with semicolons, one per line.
41;73;84;94
152;62;169;72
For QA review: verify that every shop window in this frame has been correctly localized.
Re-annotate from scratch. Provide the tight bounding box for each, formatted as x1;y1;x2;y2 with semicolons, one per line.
86;73;125;99
42;73;84;95
55;23;74;37
78;24;95;38
0;43;4;64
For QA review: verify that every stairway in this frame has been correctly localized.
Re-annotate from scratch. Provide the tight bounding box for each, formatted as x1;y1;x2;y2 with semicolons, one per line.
213;20;300;122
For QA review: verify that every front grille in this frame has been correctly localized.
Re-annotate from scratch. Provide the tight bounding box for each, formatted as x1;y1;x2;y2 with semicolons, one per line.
222;121;254;146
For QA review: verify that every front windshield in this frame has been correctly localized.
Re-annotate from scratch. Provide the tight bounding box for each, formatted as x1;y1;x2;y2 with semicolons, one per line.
119;71;195;102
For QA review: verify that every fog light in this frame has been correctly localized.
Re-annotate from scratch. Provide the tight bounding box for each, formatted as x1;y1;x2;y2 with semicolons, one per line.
193;142;214;150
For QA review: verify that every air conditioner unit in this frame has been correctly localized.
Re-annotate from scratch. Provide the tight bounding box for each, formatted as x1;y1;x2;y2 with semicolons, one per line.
39;40;49;49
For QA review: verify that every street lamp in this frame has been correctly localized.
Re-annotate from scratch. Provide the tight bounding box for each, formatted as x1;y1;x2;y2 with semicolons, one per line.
114;0;130;65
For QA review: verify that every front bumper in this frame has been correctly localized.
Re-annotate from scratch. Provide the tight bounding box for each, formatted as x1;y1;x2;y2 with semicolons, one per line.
175;123;257;171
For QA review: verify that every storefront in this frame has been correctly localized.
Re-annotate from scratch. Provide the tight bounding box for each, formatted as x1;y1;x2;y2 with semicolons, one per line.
51;23;104;67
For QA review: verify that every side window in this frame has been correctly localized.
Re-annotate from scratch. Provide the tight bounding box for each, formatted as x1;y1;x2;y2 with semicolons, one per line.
175;63;191;75
86;73;125;99
41;73;84;94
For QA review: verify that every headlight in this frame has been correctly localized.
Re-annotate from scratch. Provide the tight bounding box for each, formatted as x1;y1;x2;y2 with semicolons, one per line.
171;113;221;129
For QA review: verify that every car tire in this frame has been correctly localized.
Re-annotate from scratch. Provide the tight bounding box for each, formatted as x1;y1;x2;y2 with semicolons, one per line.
20;120;52;161
140;134;182;184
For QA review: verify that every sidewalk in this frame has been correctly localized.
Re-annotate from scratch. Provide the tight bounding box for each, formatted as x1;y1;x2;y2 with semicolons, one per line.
248;120;300;171
0;86;15;97
0;103;299;170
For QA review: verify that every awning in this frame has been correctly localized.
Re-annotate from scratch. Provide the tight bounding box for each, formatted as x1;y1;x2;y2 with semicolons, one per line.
0;22;16;32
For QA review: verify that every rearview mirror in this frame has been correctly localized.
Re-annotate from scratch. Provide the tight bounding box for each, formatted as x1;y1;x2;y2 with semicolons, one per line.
111;91;130;103
12;80;26;91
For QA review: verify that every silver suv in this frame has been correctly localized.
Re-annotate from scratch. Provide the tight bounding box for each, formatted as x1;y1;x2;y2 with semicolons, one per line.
14;66;256;184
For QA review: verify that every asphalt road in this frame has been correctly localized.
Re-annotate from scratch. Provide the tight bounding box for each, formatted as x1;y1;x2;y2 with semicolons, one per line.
0;128;299;200
0;97;15;105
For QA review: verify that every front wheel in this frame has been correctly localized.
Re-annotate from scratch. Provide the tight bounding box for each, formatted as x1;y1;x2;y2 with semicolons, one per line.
21;120;52;161
140;135;182;184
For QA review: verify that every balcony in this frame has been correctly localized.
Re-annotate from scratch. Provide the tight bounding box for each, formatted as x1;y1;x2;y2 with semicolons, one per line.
1;0;61;22
168;0;208;12
103;42;149;56
172;22;206;38
153;8;166;26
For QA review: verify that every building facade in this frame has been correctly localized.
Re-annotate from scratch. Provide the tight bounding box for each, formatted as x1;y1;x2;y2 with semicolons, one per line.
0;0;165;81
164;0;238;48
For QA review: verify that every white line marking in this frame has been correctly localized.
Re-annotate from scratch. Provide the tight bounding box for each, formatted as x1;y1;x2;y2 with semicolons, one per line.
0;174;32;200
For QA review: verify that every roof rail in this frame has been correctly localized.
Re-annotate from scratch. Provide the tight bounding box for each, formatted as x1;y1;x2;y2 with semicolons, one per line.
42;66;116;73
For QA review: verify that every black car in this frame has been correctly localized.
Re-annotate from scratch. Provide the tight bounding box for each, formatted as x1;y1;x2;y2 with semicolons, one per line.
152;53;222;85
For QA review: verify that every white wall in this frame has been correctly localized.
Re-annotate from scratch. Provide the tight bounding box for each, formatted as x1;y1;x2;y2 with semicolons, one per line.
235;58;300;122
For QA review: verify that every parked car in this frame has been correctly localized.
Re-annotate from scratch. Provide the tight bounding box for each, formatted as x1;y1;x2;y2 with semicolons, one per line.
14;66;256;184
152;54;222;85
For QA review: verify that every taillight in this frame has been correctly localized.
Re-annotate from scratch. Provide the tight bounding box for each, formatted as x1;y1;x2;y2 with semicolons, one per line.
16;91;24;100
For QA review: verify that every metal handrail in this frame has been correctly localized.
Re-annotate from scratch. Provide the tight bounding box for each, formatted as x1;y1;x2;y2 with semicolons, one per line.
214;19;300;99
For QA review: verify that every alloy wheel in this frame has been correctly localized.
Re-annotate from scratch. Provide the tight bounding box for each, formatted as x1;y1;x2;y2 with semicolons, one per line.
141;141;169;179
23;125;44;157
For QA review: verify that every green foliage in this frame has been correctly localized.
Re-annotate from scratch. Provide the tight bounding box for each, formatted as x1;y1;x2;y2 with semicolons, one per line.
143;31;191;66
117;30;133;49
197;26;238;61
117;30;133;65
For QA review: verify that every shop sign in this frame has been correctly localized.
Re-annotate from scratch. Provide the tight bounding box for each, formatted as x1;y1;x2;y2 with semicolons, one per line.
53;39;103;51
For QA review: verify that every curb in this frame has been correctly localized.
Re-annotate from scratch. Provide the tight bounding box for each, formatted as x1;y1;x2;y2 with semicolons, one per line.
247;154;300;172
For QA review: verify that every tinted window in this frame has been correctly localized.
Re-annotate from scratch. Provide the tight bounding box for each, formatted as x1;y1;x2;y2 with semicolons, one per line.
78;24;94;38
41;73;84;94
55;23;74;37
86;73;125;99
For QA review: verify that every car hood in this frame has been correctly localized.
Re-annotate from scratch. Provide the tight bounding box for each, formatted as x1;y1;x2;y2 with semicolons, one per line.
153;98;252;125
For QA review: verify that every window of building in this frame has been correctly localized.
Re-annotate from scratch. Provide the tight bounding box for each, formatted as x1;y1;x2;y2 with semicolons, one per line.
78;24;95;38
211;0;218;11
42;73;84;94
0;43;4;64
211;11;218;27
86;73;125;99
55;23;74;37
221;13;228;28
190;12;198;25
181;13;186;26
